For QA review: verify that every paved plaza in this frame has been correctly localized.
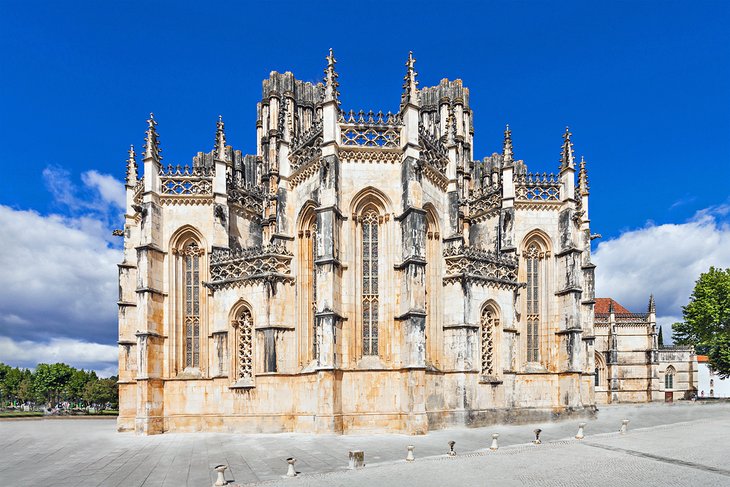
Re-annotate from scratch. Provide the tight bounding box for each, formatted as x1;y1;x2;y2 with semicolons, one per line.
1;402;729;486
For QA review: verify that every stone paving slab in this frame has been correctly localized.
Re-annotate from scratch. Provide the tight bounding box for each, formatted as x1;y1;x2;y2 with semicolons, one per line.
0;401;728;486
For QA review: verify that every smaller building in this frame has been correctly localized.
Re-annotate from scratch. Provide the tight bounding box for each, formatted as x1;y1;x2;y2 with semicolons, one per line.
697;355;730;398
594;297;696;403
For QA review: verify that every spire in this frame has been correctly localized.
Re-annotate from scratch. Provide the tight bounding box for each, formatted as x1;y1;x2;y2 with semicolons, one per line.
559;126;575;171
125;145;138;186
143;113;161;161
323;48;339;104
648;294;656;314
401;51;419;108
214;115;228;161
503;124;514;167
578;155;589;195
608;299;615;314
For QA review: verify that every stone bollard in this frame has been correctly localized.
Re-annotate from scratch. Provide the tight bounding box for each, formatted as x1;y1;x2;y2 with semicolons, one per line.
349;450;365;469
406;445;415;462
490;433;499;451
286;458;297;478
575;422;586;440
447;440;456;456
533;429;542;444
620;419;630;434
213;464;227;487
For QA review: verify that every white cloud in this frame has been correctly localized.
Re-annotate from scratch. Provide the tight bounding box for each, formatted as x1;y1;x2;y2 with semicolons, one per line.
81;170;126;209
0;205;122;345
593;205;730;324
0;337;117;364
0;337;117;376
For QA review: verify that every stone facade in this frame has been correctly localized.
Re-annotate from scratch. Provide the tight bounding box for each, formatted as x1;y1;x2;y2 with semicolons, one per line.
117;52;598;435
593;297;697;404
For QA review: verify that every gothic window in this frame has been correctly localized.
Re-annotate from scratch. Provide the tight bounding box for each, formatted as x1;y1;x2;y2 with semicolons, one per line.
183;241;202;368
232;308;254;383
481;305;498;376
595;352;607;387
665;366;675;389
525;242;542;363
298;208;318;364
311;222;318;360
362;210;379;356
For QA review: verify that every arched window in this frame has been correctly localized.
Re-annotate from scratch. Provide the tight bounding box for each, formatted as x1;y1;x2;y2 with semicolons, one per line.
595;352;607;387
525;242;542;363
665;366;675;389
232;307;254;386
480;304;499;376
183;241;202;369
297;206;318;363
361;210;379;356
425;206;441;366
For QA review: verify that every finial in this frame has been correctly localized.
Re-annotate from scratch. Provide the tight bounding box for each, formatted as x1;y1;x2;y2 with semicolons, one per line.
143;113;161;162
608;299;615;314
503;124;514;167
323;48;340;104
560;126;575;172
648;294;656;314
578;155;589;195
400;51;419;109
126;144;138;186
214;115;228;161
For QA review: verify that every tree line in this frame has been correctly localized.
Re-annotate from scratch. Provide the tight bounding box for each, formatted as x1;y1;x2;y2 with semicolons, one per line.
0;362;118;409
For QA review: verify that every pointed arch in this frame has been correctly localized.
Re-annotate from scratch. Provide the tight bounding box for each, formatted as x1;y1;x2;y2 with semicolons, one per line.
665;365;676;390
520;229;551;365
296;201;318;364
424;203;442;366
229;300;255;387
170;225;207;374
349;185;393;217
594;352;607;387
350;187;392;359
480;301;500;377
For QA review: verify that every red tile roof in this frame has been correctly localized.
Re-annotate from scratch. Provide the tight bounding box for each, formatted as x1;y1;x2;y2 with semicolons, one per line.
595;298;632;314
697;355;709;363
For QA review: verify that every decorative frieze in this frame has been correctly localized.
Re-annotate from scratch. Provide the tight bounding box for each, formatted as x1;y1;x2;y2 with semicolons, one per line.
443;245;518;288
339;110;401;148
207;245;294;290
159;165;213;196
514;172;561;201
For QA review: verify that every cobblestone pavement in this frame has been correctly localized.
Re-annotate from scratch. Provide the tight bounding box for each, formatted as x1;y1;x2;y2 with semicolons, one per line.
1;402;728;486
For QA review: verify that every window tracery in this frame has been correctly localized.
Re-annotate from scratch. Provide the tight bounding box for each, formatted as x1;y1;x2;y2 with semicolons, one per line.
665;366;675;389
183;241;202;368
481;305;498;376
361;210;379;356
233;308;254;382
525;242;542;363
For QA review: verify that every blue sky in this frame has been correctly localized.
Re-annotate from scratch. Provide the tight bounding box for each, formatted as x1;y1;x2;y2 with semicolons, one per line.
1;1;729;374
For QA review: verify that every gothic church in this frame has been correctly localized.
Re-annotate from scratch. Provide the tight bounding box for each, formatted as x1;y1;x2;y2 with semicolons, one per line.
117;51;598;435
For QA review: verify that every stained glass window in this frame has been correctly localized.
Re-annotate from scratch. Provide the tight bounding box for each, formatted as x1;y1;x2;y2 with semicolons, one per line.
362;211;379;356
184;241;201;368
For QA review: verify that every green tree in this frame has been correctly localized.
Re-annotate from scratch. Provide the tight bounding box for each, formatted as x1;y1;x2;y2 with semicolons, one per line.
658;325;664;347
673;267;730;378
33;363;74;406
64;369;97;405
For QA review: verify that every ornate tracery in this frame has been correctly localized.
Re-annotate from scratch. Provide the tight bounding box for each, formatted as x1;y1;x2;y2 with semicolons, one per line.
232;308;254;382
361;210;379;356
525;242;543;363
481;305;499;376
183;241;202;368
